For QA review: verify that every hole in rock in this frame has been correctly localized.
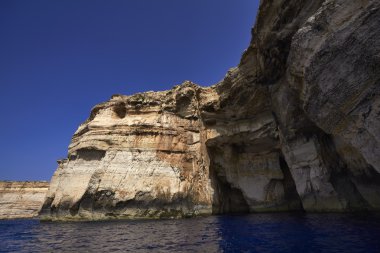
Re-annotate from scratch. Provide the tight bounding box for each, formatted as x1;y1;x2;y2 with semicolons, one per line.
113;102;127;118
76;148;106;161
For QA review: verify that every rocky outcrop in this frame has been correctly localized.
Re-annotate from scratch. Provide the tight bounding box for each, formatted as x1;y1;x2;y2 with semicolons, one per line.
40;0;380;220
40;85;216;220
0;181;49;219
272;0;380;211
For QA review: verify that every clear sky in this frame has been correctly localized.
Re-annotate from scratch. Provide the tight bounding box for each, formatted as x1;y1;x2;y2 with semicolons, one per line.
0;0;259;181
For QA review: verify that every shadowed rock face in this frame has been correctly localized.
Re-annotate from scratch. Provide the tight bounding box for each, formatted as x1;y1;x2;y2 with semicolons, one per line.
40;0;380;220
0;181;49;219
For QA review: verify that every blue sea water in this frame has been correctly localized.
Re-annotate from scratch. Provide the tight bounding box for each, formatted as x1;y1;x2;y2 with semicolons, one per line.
1;213;380;253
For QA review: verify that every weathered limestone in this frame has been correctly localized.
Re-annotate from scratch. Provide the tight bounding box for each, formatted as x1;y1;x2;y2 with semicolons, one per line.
40;84;215;220
40;0;380;220
0;181;49;219
276;0;380;211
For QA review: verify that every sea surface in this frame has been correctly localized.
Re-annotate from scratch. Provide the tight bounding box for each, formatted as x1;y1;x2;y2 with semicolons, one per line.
1;213;380;252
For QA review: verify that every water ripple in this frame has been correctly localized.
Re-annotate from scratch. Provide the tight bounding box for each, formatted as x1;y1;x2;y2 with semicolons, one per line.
1;213;380;252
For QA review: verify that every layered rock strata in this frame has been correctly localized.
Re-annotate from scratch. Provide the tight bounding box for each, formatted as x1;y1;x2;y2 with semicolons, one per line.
0;181;49;219
40;0;380;220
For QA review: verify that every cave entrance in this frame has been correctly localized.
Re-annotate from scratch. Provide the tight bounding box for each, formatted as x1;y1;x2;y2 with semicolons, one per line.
208;145;250;214
212;173;250;214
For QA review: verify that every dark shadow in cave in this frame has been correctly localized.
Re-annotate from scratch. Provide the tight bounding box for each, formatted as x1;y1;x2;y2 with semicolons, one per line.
208;146;250;214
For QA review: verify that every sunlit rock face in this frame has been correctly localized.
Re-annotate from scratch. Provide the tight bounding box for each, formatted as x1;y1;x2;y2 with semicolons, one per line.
0;181;48;219
40;0;380;220
40;84;216;220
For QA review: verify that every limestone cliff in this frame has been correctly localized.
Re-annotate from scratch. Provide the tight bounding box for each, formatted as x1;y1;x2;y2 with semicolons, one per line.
40;85;215;220
0;181;49;219
40;0;380;220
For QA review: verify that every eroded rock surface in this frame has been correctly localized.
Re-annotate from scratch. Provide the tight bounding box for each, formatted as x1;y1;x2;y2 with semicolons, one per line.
0;181;49;219
40;0;380;220
40;84;215;220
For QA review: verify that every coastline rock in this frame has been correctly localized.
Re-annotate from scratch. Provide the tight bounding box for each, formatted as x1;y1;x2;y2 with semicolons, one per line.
40;84;215;220
0;181;49;219
40;0;380;220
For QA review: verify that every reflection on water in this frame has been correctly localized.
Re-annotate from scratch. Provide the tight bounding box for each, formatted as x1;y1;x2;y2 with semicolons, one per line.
1;213;380;252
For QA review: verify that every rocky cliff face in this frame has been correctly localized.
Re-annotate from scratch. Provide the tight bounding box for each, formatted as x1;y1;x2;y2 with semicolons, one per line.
40;0;380;220
40;86;215;220
0;181;49;219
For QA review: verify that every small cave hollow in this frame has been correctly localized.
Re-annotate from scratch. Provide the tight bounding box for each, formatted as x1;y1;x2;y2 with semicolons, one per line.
279;155;304;210
113;102;127;118
76;148;106;161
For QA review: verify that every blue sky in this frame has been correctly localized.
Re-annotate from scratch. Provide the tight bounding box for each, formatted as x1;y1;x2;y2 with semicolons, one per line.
0;0;259;181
